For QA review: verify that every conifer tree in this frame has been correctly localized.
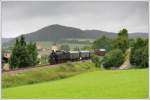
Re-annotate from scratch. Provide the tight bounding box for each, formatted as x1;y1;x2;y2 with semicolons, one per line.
9;35;38;69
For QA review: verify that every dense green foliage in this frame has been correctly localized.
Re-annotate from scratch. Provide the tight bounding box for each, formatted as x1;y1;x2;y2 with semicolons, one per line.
9;35;38;69
102;49;124;69
130;38;148;68
27;42;39;66
91;54;103;68
2;61;96;88
92;30;127;69
2;69;148;98
114;29;129;53
93;35;113;51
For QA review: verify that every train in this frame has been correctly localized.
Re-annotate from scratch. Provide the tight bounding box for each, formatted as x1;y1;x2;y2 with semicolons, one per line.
48;49;106;64
2;49;106;71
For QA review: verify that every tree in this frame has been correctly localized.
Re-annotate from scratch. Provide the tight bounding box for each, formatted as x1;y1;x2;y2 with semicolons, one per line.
93;35;113;51
102;49;124;69
27;42;38;66
9;36;31;69
20;35;26;46
129;39;135;47
9;35;38;69
142;45;148;67
114;29;129;52
60;44;70;51
130;38;148;68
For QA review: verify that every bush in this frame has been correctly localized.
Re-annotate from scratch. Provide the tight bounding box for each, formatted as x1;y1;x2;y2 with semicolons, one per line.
91;54;102;68
102;49;124;69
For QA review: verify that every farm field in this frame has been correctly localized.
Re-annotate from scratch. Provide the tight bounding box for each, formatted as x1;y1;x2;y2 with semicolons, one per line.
2;68;148;98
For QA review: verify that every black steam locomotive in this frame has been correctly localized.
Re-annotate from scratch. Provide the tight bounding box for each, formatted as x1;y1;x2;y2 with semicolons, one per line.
48;50;95;64
48;49;106;64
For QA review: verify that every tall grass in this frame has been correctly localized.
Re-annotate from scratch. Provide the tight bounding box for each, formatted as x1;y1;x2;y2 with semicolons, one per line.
2;61;96;88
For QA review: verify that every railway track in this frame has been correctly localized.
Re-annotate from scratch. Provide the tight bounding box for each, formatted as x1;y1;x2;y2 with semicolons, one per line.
2;60;90;73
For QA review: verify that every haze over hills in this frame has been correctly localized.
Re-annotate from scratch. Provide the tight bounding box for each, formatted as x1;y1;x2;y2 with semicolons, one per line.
2;24;148;45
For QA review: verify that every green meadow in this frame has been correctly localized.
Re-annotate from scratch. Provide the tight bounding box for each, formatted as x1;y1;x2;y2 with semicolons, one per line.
2;68;148;98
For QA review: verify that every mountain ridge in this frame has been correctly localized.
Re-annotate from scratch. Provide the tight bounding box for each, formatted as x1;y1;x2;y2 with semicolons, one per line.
2;24;148;44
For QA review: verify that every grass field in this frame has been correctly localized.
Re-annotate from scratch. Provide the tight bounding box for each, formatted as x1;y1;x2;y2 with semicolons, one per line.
2;61;96;88
2;68;148;98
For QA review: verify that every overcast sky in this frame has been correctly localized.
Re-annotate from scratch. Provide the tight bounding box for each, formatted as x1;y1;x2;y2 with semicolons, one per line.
2;1;149;38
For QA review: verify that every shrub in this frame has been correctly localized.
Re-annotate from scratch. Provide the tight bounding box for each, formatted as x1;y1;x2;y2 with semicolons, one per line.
91;54;102;68
102;49;124;69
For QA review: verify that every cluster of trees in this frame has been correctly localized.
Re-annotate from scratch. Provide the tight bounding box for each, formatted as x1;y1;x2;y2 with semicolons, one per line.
130;38;148;68
92;28;148;69
9;35;38;69
102;49;124;69
93;29;129;53
93;35;113;51
92;29;128;69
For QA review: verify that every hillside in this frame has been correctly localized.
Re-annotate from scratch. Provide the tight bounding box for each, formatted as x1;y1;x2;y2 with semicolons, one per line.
24;24;148;41
2;24;148;45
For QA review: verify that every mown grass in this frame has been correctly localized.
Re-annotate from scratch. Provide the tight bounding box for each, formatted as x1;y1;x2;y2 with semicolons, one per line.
2;68;148;98
2;61;96;88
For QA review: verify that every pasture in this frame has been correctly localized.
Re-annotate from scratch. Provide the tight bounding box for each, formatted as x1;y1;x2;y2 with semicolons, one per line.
2;68;148;98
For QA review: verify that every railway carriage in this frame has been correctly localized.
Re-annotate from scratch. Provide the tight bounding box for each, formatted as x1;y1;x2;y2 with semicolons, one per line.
79;51;90;60
69;51;80;61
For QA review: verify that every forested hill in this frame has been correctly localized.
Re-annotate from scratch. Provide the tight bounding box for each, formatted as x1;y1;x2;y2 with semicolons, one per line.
22;24;148;41
3;24;148;43
24;24;115;42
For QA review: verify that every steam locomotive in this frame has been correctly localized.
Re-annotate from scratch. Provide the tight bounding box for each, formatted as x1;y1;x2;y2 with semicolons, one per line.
48;49;106;64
